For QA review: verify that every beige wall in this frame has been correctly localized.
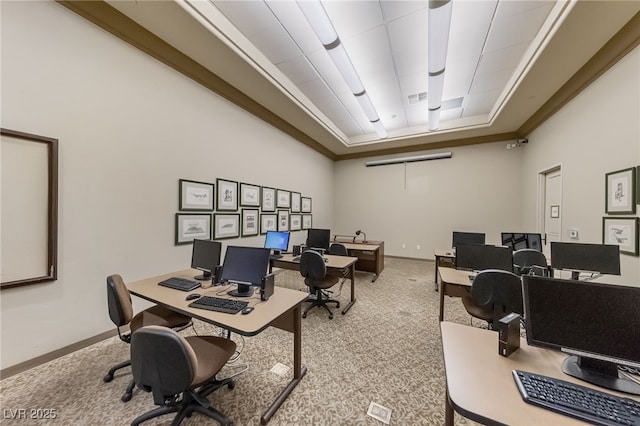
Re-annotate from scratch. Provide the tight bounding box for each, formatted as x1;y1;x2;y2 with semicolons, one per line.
333;141;526;258
0;1;333;369
521;45;640;285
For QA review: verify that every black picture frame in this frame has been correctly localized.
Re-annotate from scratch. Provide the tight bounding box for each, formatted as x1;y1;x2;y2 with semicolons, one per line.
179;179;214;211
216;178;238;211
605;167;636;214
213;213;240;239
262;186;276;212
241;208;259;237
602;216;639;256
240;182;261;207
175;213;211;245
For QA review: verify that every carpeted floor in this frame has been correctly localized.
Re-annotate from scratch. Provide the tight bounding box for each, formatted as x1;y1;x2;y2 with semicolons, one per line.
0;257;481;425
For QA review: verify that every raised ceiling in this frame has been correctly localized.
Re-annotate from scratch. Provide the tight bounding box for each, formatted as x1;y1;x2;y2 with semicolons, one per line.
63;1;640;159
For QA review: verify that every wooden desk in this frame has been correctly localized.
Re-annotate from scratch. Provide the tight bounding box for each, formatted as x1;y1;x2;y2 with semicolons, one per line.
271;254;358;315
434;248;455;291
438;267;473;322
440;322;640;425
127;269;308;425
332;238;384;282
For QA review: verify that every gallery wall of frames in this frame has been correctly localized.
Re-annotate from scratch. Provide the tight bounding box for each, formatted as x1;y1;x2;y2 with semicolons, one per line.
175;178;313;245
601;166;639;256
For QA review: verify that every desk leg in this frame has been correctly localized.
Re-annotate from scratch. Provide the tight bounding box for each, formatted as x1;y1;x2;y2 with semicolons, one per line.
434;257;440;292
261;304;307;425
371;274;379;282
445;387;454;426
341;263;356;315
439;282;446;322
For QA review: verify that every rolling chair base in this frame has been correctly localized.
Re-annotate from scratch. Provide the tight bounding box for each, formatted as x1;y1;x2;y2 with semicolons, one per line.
302;294;340;320
131;378;235;426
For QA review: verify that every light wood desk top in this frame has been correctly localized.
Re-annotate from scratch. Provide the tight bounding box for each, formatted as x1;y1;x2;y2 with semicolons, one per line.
441;322;640;425
434;248;456;258
437;267;474;322
127;268;308;336
275;253;358;269
338;242;381;251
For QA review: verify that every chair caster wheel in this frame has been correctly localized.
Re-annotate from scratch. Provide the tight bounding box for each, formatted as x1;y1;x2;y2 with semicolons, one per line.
104;373;114;383
329;314;333;320
121;392;132;403
336;302;340;308
302;312;307;319
227;381;235;390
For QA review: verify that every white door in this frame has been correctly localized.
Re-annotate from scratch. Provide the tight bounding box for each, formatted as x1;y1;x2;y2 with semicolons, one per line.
541;167;562;259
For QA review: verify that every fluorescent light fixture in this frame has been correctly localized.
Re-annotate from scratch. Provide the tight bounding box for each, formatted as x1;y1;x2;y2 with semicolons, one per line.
297;0;387;139
365;152;452;167
428;0;452;131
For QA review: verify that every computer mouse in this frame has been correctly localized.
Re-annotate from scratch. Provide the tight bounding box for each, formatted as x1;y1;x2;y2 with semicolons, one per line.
186;293;201;301
241;307;254;315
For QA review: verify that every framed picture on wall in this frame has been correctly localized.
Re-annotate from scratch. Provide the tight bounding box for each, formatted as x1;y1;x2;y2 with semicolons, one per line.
277;210;290;232
260;214;277;234
302;214;312;230
179;179;214;211
301;197;312;213
276;189;291;209
605;167;636;214
216;178;238;211
290;214;302;231
602;216;639;256
240;183;261;207
291;192;301;213
241;209;259;237
175;213;211;245
213;213;240;239
262;187;276;212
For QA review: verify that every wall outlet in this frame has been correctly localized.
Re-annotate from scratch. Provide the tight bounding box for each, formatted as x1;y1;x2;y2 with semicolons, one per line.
417;245;421;250
569;229;579;239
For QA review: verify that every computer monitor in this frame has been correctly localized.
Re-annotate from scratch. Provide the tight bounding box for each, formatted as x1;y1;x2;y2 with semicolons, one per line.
452;231;485;249
306;228;331;251
523;275;640;395
190;239;222;281
550;242;620;277
455;243;513;272
501;232;543;252
264;231;290;255
220;246;271;297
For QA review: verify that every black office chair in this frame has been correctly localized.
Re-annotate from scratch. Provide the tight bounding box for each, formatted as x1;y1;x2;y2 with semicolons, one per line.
130;325;236;426
461;269;523;329
104;274;192;402
300;250;340;319
328;242;349;256
513;249;549;276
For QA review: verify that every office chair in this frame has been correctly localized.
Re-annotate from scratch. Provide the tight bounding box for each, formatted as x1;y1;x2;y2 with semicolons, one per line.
328;242;349;256
513;249;549;276
130;325;236;426
104;274;192;402
300;250;340;319
461;269;523;329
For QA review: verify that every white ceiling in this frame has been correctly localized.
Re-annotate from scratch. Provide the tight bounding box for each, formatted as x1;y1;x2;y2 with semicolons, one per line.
204;0;558;145
102;0;640;157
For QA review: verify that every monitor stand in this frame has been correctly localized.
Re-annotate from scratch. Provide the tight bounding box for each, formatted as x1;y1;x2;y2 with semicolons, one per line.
227;283;255;298
194;270;212;281
562;355;640;396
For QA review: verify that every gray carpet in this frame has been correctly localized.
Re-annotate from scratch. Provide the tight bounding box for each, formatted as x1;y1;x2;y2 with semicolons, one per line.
0;258;480;425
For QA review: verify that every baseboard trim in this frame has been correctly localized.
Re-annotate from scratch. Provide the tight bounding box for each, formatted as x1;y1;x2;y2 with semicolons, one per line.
1;329;118;380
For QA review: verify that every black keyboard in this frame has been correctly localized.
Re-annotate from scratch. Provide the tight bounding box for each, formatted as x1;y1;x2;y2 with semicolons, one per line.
158;277;200;291
513;370;640;426
188;296;248;314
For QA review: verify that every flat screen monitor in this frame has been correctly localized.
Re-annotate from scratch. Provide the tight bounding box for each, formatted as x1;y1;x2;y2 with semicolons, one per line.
264;231;290;255
221;246;271;297
455;243;513;272
501;232;543;252
306;228;331;251
550;242;620;276
452;231;485;249
523;275;640;395
190;239;222;281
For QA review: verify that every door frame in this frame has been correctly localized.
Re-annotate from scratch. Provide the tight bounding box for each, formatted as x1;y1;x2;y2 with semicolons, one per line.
537;164;562;245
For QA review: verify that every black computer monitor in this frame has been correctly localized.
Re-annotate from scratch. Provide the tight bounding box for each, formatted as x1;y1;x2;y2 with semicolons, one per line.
455;243;513;272
306;228;331;252
523;275;640;395
452;231;485;248
550;242;620;277
501;232;543;252
221;246;271;297
191;239;222;281
264;231;290;255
